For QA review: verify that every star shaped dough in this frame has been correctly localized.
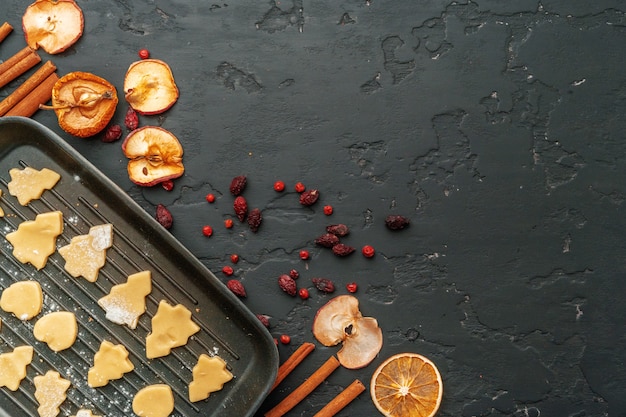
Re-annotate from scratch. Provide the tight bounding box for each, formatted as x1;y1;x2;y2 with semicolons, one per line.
59;224;113;282
34;370;72;417
146;300;200;359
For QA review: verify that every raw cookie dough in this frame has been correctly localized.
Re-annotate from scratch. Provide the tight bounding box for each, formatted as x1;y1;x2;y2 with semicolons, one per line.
33;311;78;352
7;167;61;206
132;384;174;417
0;345;34;391
5;211;63;270
72;411;101;417
98;270;152;329
58;224;113;282
188;354;233;402
0;280;43;320
34;370;71;417
145;300;200;359
87;340;134;388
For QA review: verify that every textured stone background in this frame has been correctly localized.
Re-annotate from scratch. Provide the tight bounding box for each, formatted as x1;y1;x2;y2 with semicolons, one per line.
2;1;626;416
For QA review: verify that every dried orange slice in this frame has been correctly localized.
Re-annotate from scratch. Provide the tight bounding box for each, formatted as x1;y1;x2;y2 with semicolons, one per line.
124;59;179;115
370;353;443;417
23;0;84;54
45;71;118;138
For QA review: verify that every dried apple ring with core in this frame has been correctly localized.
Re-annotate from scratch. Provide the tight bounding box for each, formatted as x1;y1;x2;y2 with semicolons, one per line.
23;0;84;54
124;59;179;115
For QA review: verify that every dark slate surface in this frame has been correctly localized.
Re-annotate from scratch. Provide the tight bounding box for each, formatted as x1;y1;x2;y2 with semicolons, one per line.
2;1;625;416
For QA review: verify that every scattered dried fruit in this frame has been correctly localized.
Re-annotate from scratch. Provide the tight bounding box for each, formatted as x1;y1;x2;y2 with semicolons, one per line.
256;314;270;328
362;245;375;258
124;106;139;131
202;225;213;237
326;224;350;237
138;48;150;59
206;193;215;203
155;204;173;229
346;282;358;293
300;189;320;206
323;205;333;215
278;274;297;296
315;233;340;248
23;0;84;54
312;277;335;293
298;288;309;300
222;266;234;276
229;175;247;196
273;180;285;192
299;250;310;260
161;180;174;191
332;243;355;257
279;334;291;345
230;254;239;264
294;182;306;193
385;215;410;230
102;124;122;143
247;208;262;233
124;59;179;115
233;196;248;222
289;269;299;280
226;279;245;297
224;219;234;229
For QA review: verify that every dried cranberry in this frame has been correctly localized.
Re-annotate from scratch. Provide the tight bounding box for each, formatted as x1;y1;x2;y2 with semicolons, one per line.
362;245;375;258
222;266;234;276
385;215;410;230
298;288;309;299
229;175;247;196
155;204;173;229
278;274;297;296
289;269;299;280
299;189;320;206
279;334;291;344
256;314;270;328
273;180;285;192
315;233;340;248
247;208;262;232
124;106;139;131
294;182;306;193
332;243;355;257
102;124;122;142
226;279;246;297
346;282;358;293
326;224;350;237
233;196;248;222
312;277;335;293
161;180;174;191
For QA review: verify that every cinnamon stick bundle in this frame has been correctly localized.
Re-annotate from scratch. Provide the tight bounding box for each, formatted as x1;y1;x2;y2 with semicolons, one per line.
5;72;59;118
0;22;13;44
0;60;57;116
0;46;41;89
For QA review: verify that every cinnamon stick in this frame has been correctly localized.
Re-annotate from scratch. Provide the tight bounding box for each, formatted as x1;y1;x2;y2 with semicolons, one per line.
5;72;58;117
0;47;41;89
264;355;340;417
0;60;57;116
271;342;315;391
0;22;13;44
312;379;366;417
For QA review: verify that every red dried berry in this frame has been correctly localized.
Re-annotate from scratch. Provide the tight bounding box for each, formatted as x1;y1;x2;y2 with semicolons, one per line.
279;334;291;344
155;204;173;229
229;175;247;196
298;288;309;300
138;48;150;59
314;233;340;248
362;245;375;258
161;180;174;191
346;282;358;293
326;224;350;237
299;189;320;206
233;196;248;222
124;106;139;131
222;265;234;276
294;182;306;193
289;269;299;280
256;314;270;328
247;208;262;233
273;180;285;192
332;243;355;257
230;254;239;264
102;124;122;142
278;274;297;296
323;205;333;215
202;225;213;237
312;277;335;293
224;218;234;229
299;249;310;260
385;215;410;230
206;193;216;203
226;279;246;297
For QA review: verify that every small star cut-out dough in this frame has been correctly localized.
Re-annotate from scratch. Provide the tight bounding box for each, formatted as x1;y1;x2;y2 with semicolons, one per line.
98;270;152;329
72;411;101;417
189;354;233;402
0;280;43;320
34;370;71;417
7;167;61;206
58;224;113;282
0;345;34;391
146;300;200;359
33;311;78;352
132;384;175;417
87;340;134;388
5;211;63;270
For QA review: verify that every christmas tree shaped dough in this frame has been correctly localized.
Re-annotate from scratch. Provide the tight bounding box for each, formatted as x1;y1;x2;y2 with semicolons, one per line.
146;300;200;359
0;280;43;320
189;354;233;402
0;345;34;391
98;270;152;329
87;341;134;388
59;224;113;282
7;167;61;206
72;411;101;417
5;211;63;270
132;384;174;417
34;370;71;417
33;311;78;352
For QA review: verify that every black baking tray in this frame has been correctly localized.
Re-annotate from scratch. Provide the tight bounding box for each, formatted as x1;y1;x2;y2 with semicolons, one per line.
0;117;278;417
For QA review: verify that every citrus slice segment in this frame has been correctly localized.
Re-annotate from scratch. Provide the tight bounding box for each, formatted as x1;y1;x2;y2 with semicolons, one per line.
370;353;443;417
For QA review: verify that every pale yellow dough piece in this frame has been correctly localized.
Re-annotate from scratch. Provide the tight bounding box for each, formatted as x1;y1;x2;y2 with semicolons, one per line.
34;370;71;417
146;300;200;359
59;224;113;282
33;311;78;352
132;384;175;417
0;345;34;391
98;270;152;329
72;411;101;417
189;354;233;402
5;211;63;270
7;167;61;206
0;280;43;320
87;340;134;388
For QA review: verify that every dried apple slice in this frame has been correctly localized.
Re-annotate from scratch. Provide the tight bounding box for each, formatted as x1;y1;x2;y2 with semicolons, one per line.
124;59;179;115
122;126;184;186
22;0;84;54
42;71;118;138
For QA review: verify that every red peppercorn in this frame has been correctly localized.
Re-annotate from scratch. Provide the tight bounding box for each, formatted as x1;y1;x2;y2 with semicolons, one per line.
346;282;358;293
138;48;150;59
299;250;310;260
298;288;309;300
289;269;299;280
273;180;285;192
279;334;291;345
161;180;174;191
206;193;216;203
294;182;306;193
323;205;333;215
222;265;234;276
202;225;213;237
230;254;239;264
362;245;375;258
224;219;234;229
